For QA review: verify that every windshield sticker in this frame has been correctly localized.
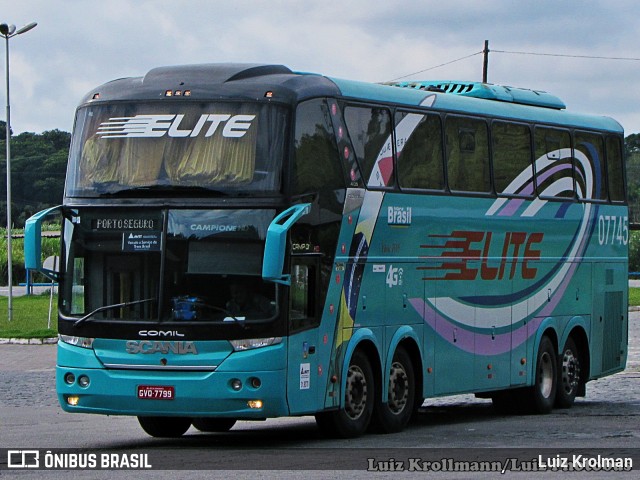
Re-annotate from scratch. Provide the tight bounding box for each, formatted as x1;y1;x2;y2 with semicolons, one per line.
96;114;256;139
300;363;311;390
122;232;161;252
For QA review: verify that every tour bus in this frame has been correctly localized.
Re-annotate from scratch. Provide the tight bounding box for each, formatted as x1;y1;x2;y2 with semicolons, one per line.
25;63;628;438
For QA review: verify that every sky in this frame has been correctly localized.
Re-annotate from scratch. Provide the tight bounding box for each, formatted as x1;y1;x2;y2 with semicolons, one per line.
1;0;639;135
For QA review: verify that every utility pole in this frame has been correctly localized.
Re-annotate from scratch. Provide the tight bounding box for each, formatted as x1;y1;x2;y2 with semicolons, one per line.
482;40;489;83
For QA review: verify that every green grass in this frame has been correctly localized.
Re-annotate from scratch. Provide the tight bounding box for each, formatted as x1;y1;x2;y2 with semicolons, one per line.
0;292;57;338
629;287;640;308
1;287;640;339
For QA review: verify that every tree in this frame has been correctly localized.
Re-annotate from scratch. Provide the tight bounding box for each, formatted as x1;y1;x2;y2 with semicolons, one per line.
626;133;640;156
0;128;69;228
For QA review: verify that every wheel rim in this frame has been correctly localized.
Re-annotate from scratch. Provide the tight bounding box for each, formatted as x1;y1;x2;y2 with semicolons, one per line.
560;348;580;395
538;351;554;399
388;361;409;415
345;364;368;420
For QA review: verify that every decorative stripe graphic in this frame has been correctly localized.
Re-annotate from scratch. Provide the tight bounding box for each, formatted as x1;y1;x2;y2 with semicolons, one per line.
342;95;436;322
412;145;600;351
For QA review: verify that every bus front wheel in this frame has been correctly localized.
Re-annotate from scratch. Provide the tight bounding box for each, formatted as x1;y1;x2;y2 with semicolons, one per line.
137;416;191;438
315;350;374;438
371;347;415;433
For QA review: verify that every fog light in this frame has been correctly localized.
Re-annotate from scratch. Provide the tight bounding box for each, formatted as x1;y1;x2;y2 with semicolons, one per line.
64;372;76;385
250;377;261;389
78;375;90;388
248;400;263;409
231;379;242;391
66;395;80;406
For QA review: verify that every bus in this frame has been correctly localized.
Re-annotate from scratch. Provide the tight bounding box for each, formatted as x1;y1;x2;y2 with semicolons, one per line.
25;63;628;438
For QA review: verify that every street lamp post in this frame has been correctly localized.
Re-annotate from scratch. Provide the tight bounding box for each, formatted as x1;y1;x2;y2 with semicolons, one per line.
0;21;37;321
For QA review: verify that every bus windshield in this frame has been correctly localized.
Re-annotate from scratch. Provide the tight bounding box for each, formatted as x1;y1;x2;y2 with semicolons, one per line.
60;208;278;324
65;102;288;197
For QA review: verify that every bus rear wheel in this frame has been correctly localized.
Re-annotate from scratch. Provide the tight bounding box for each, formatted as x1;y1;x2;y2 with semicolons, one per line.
192;418;237;432
137;416;191;438
555;337;581;409
315;350;374;438
371;347;415;433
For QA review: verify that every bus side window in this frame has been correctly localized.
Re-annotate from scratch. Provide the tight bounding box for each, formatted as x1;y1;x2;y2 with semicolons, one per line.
289;260;319;333
574;131;606;201
445;116;491;193
534;127;574;198
492;121;533;196
293;99;344;195
396;112;444;191
344;105;393;188
606;136;625;202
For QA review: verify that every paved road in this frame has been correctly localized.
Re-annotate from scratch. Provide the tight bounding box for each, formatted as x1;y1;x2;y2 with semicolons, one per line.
0;314;638;479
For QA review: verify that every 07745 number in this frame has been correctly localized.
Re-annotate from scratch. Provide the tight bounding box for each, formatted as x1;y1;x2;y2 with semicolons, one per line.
598;215;628;246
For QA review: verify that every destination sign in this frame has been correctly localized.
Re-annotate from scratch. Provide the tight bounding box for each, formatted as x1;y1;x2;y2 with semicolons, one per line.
92;218;158;230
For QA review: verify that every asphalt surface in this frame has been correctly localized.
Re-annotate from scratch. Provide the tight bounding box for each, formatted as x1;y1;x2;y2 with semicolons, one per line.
0;309;638;479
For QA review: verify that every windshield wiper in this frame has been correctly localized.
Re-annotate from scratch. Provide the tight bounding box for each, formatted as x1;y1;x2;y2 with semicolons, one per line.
98;185;229;197
73;298;156;328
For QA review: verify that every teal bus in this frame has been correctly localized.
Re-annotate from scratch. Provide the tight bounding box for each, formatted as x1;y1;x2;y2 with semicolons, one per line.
25;64;628;438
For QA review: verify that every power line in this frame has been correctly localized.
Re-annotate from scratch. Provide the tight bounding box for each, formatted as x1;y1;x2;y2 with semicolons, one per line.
388;46;640;83
388;51;483;81
492;49;640;62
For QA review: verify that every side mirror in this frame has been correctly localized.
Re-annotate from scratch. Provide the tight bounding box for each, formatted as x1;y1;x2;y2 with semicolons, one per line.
24;205;62;281
262;203;311;285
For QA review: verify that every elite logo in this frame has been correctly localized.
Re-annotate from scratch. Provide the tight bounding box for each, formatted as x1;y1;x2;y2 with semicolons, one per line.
96;113;256;139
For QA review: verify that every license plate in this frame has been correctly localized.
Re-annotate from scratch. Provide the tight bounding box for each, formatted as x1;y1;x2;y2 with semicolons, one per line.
137;385;175;400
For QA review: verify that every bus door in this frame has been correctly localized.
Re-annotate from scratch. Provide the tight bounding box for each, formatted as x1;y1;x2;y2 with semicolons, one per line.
286;256;321;414
434;279;474;394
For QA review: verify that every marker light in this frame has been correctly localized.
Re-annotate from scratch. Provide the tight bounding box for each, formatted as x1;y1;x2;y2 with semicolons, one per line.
247;400;263;409
66;395;80;406
165;90;173;97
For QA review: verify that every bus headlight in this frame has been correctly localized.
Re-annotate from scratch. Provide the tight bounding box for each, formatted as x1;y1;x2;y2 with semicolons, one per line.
230;337;282;351
59;335;95;349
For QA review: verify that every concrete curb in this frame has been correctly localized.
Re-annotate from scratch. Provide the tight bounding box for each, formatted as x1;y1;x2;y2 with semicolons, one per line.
0;337;58;345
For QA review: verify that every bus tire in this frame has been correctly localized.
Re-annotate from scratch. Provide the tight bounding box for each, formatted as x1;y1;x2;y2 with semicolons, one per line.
527;336;557;414
192;418;237;432
314;349;374;438
137;416;191;438
371;347;415;433
555;337;581;409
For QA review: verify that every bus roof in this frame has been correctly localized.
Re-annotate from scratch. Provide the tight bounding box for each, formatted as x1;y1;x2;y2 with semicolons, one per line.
329;76;623;134
80;63;623;134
